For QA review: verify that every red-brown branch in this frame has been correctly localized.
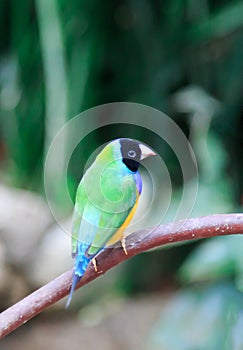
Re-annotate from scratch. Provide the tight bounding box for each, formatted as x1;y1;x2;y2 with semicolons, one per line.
0;213;243;339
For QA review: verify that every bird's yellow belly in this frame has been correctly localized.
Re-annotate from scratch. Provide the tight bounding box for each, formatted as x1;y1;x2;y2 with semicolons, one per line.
106;196;139;246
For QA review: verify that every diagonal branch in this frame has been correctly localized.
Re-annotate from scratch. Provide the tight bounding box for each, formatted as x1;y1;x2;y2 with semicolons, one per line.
0;213;243;339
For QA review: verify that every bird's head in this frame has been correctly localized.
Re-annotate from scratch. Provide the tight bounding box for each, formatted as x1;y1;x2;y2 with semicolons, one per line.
100;138;156;173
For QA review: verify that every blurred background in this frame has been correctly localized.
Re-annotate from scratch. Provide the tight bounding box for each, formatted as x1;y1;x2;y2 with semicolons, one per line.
0;0;243;349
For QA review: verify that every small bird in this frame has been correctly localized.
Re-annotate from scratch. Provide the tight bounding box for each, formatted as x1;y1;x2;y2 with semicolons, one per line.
66;138;156;307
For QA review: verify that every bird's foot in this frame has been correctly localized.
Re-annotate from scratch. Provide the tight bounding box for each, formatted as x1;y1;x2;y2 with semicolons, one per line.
121;237;128;255
92;257;98;272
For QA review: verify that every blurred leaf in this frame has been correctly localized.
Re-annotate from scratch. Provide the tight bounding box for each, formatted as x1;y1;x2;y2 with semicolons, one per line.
148;284;243;350
231;311;243;350
187;1;243;44
179;235;243;291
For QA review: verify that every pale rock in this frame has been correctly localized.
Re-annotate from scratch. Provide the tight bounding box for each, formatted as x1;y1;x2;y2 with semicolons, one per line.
28;219;73;286
0;184;53;270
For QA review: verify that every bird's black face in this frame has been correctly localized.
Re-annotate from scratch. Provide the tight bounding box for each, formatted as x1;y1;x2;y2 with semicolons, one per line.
119;139;141;172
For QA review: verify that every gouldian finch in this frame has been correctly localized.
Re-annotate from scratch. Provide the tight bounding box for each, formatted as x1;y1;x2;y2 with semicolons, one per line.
66;138;156;307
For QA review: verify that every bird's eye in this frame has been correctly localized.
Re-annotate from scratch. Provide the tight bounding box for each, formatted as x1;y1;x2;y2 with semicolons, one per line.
128;150;136;158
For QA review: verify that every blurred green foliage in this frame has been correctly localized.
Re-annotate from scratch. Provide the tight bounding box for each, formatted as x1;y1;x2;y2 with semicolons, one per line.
0;0;242;346
179;235;243;291
148;284;243;350
0;0;242;196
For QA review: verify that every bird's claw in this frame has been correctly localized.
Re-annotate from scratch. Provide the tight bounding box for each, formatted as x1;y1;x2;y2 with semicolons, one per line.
121;237;128;255
92;257;98;272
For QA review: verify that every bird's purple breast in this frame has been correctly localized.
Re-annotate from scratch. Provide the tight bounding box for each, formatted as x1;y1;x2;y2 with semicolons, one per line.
133;172;142;194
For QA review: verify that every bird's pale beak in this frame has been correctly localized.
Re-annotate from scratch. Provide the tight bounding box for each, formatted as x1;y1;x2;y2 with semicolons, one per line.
140;144;156;160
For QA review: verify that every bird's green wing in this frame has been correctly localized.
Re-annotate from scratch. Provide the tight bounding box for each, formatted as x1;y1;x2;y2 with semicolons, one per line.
71;205;82;257
87;203;135;256
71;182;86;257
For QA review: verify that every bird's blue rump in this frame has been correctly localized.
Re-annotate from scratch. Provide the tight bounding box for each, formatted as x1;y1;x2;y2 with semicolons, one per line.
74;243;91;277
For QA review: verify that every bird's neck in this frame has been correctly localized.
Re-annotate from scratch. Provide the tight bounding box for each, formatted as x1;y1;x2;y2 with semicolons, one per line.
122;158;140;173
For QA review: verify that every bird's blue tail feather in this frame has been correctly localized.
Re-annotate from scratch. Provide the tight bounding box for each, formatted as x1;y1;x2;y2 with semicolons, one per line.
66;244;91;308
65;273;80;308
